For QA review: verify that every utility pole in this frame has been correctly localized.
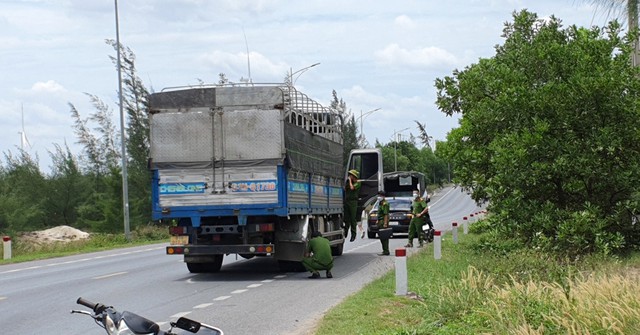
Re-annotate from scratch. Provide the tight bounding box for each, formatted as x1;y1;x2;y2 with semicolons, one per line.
114;0;131;241
392;127;410;171
288;62;320;86
357;108;381;148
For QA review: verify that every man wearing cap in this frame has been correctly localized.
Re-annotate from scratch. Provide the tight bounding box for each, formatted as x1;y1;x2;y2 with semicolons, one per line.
376;190;391;256
344;169;361;242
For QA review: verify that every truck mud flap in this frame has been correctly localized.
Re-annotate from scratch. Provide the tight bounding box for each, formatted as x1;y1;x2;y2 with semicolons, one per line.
273;240;305;262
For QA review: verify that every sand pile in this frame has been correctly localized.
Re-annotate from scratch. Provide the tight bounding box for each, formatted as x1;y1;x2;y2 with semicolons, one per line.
19;225;90;244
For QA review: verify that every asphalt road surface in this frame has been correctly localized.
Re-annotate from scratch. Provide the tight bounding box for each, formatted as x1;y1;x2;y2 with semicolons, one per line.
0;185;483;335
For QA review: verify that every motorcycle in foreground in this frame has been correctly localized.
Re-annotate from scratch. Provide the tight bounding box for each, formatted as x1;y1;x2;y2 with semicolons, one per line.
71;297;224;335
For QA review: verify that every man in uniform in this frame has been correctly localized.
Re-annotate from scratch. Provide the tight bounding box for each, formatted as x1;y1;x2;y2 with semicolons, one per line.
302;231;334;278
406;189;430;248
376;191;391;256
344;169;361;242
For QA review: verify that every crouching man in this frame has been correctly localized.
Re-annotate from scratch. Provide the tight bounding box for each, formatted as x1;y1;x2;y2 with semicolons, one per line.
302;231;334;279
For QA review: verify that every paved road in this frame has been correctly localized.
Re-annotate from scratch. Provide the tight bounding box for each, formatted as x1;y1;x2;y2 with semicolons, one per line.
0;186;482;335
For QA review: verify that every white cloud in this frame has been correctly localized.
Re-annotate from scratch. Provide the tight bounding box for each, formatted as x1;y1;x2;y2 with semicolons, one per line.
197;50;288;82
375;44;459;69
394;15;416;29
31;80;66;94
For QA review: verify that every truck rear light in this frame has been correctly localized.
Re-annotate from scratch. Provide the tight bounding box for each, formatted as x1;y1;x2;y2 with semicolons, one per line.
257;223;274;232
166;246;184;254
254;245;274;253
169;226;187;235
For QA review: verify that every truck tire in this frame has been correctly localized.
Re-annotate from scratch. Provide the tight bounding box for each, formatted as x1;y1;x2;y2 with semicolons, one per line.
331;242;344;256
278;260;305;272
186;255;223;273
207;254;224;273
186;262;208;273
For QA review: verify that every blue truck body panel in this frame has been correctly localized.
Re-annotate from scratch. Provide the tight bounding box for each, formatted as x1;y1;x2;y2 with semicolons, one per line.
151;165;344;227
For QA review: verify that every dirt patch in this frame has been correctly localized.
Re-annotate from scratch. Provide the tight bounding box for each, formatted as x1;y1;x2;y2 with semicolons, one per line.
19;225;90;245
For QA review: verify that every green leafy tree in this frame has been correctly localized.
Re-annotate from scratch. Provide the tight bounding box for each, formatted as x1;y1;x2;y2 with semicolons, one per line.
587;0;640;65
435;10;640;255
414;120;433;149
70;40;152;232
330;90;358;166
44;143;89;226
106;39;151;225
0;151;47;232
70;96;121;231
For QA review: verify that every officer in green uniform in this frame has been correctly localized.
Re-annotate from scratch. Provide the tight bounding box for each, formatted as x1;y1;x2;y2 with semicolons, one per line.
406;189;429;248
344;169;361;242
376;191;391;256
302;231;334;278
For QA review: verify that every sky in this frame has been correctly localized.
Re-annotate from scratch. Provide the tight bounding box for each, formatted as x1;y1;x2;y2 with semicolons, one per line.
0;0;618;173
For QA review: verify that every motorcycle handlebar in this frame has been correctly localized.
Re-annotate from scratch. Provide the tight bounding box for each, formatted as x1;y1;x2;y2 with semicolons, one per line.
76;297;106;313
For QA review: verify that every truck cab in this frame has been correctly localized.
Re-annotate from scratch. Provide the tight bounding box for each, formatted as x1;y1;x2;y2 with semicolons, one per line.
345;148;384;222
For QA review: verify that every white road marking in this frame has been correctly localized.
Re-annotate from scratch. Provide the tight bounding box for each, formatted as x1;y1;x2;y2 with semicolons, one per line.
231;289;248;294
214;296;231;301
92;271;127;280
261;279;274;283
344;241;378;253
171;311;192;318
247;283;262;288
194;303;213;309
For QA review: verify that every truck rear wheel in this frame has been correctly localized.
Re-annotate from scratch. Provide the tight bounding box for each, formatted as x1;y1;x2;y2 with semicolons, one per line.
331;242;344;256
186;255;223;273
278;260;305;272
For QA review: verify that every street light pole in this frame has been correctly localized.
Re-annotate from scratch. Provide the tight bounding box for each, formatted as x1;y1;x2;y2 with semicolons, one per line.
288;62;320;86
357;108;381;148
392;127;410;171
114;0;130;241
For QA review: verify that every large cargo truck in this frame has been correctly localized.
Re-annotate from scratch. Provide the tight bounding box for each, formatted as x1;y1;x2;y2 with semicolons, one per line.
148;85;382;273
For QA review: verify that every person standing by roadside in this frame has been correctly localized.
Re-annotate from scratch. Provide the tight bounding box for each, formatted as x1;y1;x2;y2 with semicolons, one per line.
406;189;429;248
376;191;391;256
344;169;361;242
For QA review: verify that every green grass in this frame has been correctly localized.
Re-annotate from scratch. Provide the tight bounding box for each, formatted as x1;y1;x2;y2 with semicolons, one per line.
314;232;640;335
0;225;169;264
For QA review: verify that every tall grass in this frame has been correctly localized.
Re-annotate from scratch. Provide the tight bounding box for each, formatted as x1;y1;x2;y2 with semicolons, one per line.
314;233;640;334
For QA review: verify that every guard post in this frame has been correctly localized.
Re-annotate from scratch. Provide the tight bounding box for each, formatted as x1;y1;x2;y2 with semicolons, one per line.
3;236;11;260
395;248;407;296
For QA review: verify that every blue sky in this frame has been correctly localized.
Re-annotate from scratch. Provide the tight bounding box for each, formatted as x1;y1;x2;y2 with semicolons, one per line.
0;1;615;172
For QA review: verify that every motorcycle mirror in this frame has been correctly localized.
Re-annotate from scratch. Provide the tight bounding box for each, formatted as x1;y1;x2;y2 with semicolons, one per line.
175;317;201;333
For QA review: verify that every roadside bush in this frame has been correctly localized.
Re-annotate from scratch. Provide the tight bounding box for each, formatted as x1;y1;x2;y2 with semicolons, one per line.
132;223;170;241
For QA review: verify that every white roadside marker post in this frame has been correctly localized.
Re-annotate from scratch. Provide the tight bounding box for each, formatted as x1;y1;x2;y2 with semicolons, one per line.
434;231;442;260
395;248;407;296
452;222;459;244
3;236;11;260
463;215;469;234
